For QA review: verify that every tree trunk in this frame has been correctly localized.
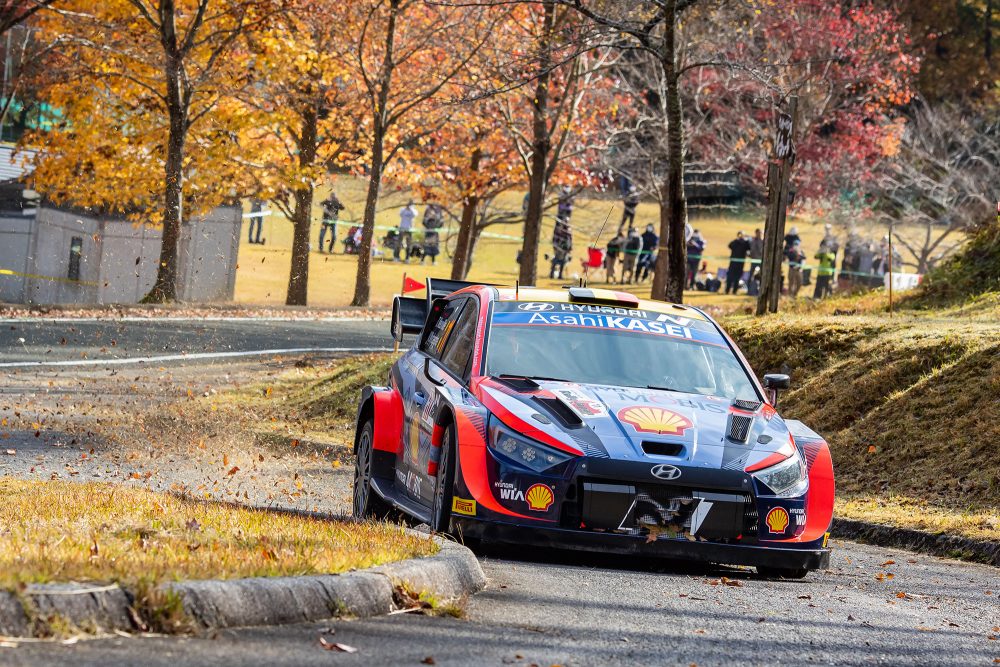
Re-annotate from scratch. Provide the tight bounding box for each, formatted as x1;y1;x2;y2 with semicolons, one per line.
147;25;185;304
518;0;554;287
450;148;482;280
650;0;687;304
286;106;319;306
352;0;400;307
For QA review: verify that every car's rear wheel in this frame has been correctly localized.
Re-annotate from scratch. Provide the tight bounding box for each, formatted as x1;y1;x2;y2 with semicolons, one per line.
353;418;392;520
430;424;456;533
757;566;810;580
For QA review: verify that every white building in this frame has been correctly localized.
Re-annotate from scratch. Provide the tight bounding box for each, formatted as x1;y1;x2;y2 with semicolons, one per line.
0;145;241;305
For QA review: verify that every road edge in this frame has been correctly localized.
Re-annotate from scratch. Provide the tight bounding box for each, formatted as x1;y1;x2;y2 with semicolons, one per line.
831;518;1000;567
0;533;485;638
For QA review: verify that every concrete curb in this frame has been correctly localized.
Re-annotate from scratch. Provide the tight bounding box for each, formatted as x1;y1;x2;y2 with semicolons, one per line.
0;534;485;638
832;518;1000;567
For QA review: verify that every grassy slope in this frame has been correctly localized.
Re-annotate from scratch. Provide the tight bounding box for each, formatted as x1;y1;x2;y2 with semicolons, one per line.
726;311;1000;540
233;175;900;308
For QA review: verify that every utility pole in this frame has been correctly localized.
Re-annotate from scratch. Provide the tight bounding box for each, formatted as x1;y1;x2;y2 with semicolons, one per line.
756;96;798;316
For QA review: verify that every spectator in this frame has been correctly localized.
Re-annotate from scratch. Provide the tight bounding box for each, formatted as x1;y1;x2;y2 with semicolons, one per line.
638;224;658;281
621;227;642;284
318;192;344;253
686;229;705;289
248;198;265;245
557;186;574;223
725;231;752;295
813;243;837;299
749;228;764;284
685;222;694;244
619;185;639;234
550;218;573;279
423;202;444;230
783;226;800;254
605;231;624;284
786;240;806;297
396;200;417;262
821;223;840;256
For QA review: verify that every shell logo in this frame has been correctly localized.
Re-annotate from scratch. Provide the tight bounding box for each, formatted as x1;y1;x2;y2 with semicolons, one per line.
617;406;692;435
766;507;790;534
525;483;554;512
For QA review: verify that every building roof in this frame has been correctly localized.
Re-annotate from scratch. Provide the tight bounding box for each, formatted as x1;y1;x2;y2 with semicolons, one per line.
0;143;34;184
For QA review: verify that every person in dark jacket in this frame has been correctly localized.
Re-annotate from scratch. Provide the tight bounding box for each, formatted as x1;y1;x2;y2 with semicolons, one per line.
686;230;705;290
638;224;658;282
550;218;573;279
621;228;642;283
619;186;639;234
605;231;624;284
725;231;752;295
783;226;801;254
318;192;345;253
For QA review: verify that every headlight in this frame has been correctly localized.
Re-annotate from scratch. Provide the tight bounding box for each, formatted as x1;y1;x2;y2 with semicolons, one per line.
752;452;807;497
488;418;573;473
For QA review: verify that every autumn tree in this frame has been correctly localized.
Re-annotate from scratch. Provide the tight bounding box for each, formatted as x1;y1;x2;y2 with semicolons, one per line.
565;0;700;303
876;100;999;272
243;0;361;305
28;1;268;302
0;0;56;35
348;0;496;307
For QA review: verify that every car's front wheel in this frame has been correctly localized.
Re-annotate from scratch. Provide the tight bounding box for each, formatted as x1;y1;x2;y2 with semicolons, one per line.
757;566;810;580
353;418;392;520
430;424;456;533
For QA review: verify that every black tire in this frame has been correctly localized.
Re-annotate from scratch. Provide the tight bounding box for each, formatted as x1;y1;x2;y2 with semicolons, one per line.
353;418;393;520
430;424;456;533
757;566;810;580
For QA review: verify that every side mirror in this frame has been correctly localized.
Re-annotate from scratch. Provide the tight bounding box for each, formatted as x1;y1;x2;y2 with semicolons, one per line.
762;373;791;406
425;357;448;386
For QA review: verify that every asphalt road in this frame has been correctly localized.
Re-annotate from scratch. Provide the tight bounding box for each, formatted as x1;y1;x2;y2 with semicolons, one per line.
1;317;998;666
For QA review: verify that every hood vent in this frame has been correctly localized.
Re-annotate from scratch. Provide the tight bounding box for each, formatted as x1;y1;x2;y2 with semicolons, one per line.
534;397;584;428
641;441;684;457
732;399;762;412
728;415;754;443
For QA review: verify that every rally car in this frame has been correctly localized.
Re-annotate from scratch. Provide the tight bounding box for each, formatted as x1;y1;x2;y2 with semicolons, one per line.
353;279;834;578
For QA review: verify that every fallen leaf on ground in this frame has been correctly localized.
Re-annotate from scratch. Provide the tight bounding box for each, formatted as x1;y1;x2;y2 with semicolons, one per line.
318;637;357;653
4;449;14;455
881;560;896;566
421;658;436;665
227;466;240;476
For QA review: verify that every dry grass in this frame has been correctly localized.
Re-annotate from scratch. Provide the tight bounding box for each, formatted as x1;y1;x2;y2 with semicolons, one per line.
233;175;898;308
0;478;436;589
836;496;1000;543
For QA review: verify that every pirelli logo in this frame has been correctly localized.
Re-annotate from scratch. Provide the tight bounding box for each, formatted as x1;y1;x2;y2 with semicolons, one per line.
452;497;476;516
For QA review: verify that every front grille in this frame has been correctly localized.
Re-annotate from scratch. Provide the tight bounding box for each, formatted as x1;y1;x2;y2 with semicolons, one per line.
728;415;754;442
641;440;684;457
572;478;757;544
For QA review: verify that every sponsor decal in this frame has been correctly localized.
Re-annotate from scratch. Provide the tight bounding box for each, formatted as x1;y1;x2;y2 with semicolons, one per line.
555;387;607;417
517;302;555;312
766;507;790;534
557;303;649;318
525;483;555;512
494;480;525;502
618;406;692;435
822;532;830;548
452;497;476;516
405;470;422;497
790;507;806;526
650;463;682;481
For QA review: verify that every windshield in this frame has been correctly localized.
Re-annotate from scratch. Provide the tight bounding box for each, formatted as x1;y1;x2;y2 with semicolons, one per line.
486;301;759;401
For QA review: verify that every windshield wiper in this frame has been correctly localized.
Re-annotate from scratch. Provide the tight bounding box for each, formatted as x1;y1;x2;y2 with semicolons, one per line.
497;374;572;384
646;384;697;394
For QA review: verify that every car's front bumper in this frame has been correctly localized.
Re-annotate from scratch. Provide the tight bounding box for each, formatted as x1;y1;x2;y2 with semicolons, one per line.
455;517;831;571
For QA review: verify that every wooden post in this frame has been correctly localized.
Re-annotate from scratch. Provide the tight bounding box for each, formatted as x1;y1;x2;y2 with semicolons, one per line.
756;97;798;316
887;225;893;318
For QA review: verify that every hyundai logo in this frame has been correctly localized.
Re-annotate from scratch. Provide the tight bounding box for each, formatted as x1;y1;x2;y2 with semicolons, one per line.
517;302;554;312
650;464;682;481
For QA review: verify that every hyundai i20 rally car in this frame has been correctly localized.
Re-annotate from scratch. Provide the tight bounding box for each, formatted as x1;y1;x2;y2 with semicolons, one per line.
353;279;835;578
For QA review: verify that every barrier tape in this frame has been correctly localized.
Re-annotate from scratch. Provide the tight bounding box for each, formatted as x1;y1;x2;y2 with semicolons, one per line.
0;267;99;287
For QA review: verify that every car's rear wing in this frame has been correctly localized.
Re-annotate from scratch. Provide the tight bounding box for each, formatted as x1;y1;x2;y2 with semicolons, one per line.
390;278;496;342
